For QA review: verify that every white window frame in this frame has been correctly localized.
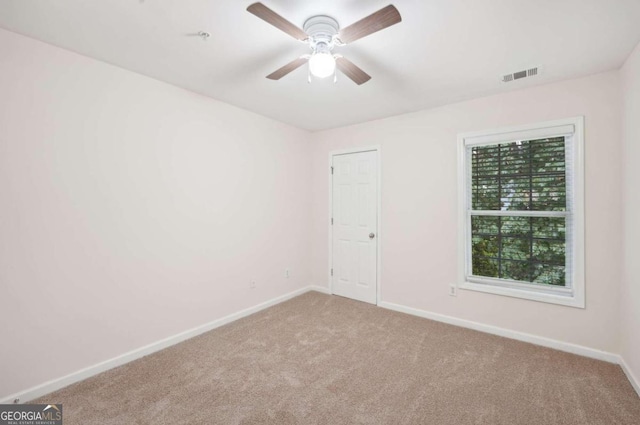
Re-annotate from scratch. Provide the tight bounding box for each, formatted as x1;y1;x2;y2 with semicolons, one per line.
457;117;585;308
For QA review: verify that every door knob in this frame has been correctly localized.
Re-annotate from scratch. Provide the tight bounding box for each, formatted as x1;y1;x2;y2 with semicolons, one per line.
369;233;376;239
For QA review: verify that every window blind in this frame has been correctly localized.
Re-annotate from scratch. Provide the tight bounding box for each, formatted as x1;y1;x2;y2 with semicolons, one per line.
466;135;573;289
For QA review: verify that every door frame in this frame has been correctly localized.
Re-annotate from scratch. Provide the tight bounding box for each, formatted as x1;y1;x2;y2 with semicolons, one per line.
328;146;382;305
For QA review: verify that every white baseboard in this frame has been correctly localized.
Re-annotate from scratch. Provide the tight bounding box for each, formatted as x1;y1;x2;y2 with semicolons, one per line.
309;285;330;294
4;287;636;404
378;301;619;364
382;300;640;396
618;356;640;398
1;286;318;404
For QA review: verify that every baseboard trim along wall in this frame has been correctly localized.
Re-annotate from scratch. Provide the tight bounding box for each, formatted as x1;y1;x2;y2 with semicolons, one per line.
0;286;316;404
619;357;640;398
378;300;639;397
4;286;637;403
309;285;331;294
378;301;619;363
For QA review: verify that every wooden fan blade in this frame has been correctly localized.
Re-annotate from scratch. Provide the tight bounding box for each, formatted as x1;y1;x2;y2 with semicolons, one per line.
336;57;371;85
338;5;402;44
247;3;308;41
266;57;309;80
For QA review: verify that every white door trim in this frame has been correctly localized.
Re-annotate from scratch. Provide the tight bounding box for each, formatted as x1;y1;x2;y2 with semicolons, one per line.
328;146;382;305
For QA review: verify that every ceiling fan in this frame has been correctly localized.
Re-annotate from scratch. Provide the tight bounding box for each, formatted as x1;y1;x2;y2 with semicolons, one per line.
246;3;402;85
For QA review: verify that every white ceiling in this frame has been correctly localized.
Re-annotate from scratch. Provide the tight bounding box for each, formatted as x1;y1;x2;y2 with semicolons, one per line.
1;0;639;131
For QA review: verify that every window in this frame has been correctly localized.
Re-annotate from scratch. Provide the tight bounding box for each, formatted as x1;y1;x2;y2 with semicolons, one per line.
457;118;584;308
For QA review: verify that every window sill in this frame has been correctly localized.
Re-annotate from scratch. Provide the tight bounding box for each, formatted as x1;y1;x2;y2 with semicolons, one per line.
459;280;585;308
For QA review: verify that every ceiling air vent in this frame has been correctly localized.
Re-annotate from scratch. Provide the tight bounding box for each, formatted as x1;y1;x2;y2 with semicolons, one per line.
502;67;539;83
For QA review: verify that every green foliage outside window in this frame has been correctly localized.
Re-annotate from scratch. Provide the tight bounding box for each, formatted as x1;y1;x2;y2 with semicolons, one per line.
470;138;567;286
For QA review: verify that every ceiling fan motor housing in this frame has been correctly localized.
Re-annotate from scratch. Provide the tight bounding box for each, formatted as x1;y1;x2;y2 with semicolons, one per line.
303;15;339;51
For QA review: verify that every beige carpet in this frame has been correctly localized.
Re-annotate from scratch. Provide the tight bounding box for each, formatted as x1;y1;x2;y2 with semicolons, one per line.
35;291;640;424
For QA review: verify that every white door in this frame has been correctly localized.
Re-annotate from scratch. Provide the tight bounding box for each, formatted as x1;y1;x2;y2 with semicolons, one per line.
331;150;378;304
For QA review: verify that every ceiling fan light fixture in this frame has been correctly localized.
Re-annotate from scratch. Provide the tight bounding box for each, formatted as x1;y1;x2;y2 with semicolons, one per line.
309;52;336;78
247;3;402;84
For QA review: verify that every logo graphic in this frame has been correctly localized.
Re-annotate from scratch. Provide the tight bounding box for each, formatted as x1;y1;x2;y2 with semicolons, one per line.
0;404;63;425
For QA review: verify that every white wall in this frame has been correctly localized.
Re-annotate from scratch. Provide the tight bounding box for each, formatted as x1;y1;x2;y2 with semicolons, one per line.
621;42;640;388
311;71;623;354
0;28;311;399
